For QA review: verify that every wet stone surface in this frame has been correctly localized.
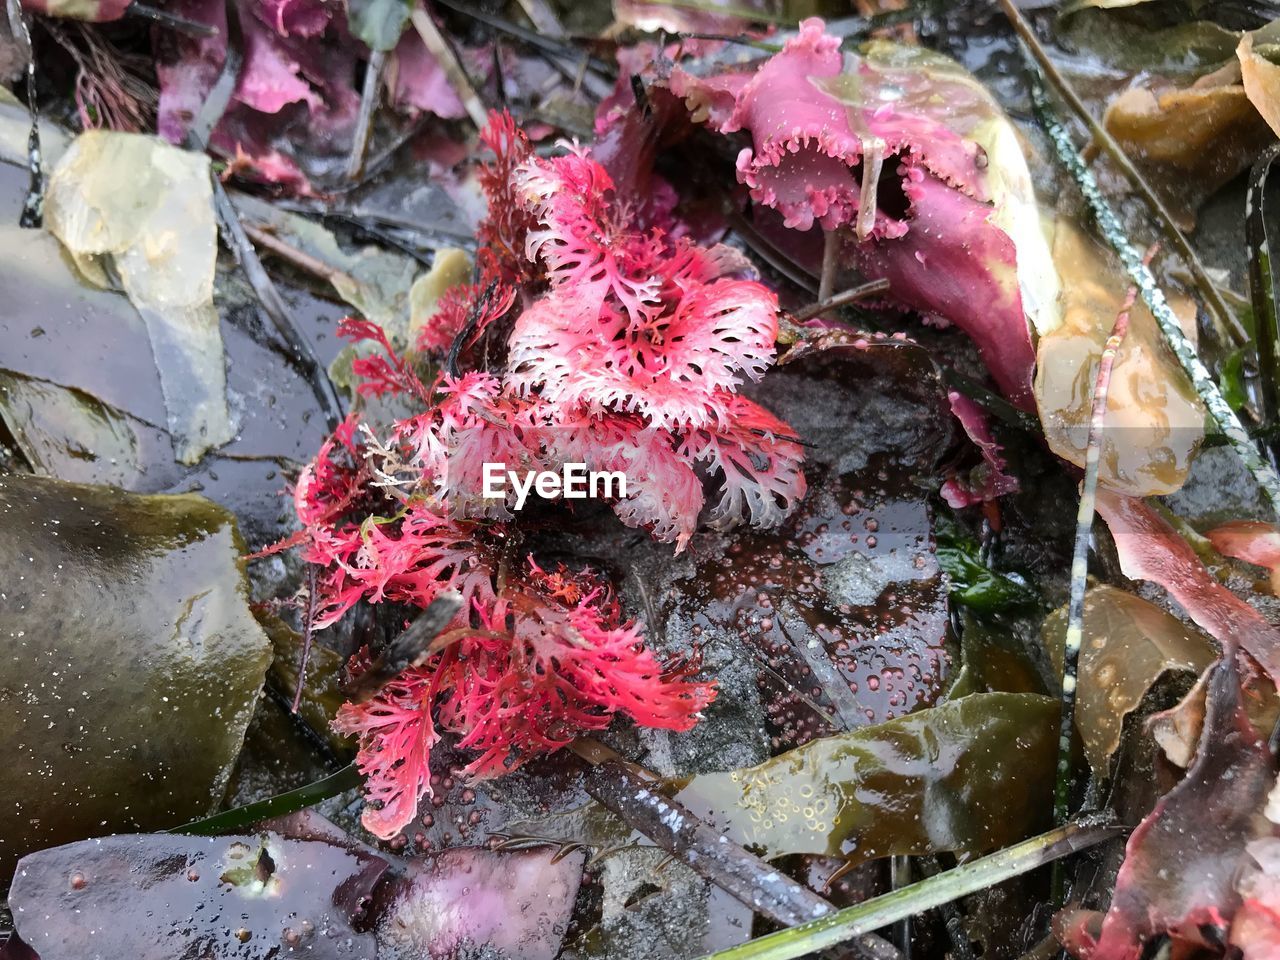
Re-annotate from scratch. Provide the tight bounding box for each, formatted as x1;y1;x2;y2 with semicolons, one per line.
656;342;955;751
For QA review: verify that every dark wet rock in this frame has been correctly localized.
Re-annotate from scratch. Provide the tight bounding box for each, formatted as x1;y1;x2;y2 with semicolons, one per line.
261;615;351;757
225;696;342;810
657;341;955;753
565;849;753;960
7;832;387;960
0;475;271;877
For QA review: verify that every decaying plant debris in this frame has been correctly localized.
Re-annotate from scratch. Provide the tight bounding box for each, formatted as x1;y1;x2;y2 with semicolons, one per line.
4;1;1280;959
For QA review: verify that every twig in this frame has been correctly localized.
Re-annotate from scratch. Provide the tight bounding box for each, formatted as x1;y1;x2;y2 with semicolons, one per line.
571;739;903;960
513;0;562;36
432;0;612;101
644;0;792;25
209;184;345;431
345;49;385;181
185;0;239;148
856;139;885;242
431;0;614;85
728;211;819;293
181;0;345;432
126;1;220;36
1246;143;1280;447
412;5;488;128
291;565;318;714
241;221;359;288
1051;267;1143;901
342;593;464;703
7;2;42;228
996;0;1246;349
792;280;890;320
1026;72;1280;522
695;817;1121;960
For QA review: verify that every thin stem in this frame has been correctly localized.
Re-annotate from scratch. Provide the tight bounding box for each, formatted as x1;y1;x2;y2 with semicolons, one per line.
513;0;562;36
644;0;792;25
241;221;359;288
1246;143;1280;444
430;0;615;94
1050;270;1142;900
890;857;911;958
210;183;346;431
291;565;318;714
572;739;903;960
793;279;890;320
12;7;42;229
413;5;488;128
856;138;885;242
345;49;385;181
728;210;819;293
179;0;344;432
1026;71;1280;522
996;0;1246;348
126;1;220;36
696;818;1121;960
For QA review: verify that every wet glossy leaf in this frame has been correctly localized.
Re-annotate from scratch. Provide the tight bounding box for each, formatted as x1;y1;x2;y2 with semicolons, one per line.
1208;519;1280;594
831;41;1061;407
8;832;387;960
1065;659;1274;960
1239;31;1280;139
946;610;1047;699
668;26;1059;406
0;474;272;876
233;192;418;338
265;808;587;959
1043;585;1215;773
1230;832;1280;958
44;131;230;464
1036;221;1206;497
936;529;1038;612
0;370;150;485
1056;17;1241;78
673;692;1057;863
1146;667;1210;768
0;156;340;544
1097;489;1280;681
1103;62;1273;229
348;0;412;52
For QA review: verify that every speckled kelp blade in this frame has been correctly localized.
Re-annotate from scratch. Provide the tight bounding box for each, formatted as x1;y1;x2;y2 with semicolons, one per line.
674;691;1058;862
0;475;271;876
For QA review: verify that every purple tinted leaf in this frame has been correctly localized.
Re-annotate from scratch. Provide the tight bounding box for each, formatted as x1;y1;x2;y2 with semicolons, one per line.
9;833;388;960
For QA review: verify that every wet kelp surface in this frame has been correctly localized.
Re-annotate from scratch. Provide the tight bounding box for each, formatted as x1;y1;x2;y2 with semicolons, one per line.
4;2;1280;959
